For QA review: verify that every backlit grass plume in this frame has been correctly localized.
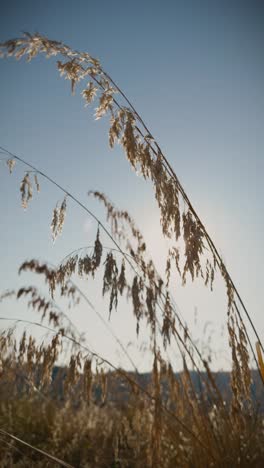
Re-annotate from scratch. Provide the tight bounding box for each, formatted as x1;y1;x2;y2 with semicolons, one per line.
0;33;263;467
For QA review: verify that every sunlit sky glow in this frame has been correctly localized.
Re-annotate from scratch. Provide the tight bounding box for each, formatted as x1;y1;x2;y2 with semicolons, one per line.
0;0;263;371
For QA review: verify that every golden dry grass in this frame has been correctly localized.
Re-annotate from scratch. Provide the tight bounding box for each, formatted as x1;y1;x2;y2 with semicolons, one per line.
0;33;263;467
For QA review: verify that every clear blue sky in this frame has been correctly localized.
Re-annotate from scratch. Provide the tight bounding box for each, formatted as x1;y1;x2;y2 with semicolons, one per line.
0;0;263;370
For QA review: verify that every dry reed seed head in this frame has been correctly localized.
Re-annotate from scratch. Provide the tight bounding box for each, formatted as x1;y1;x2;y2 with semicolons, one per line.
81;81;98;106
173;246;181;277
102;253;119;315
95;87;115;120
51;204;59;241
20;172;33;209
204;259;215;291
166;248;181;288
160;179;181;240
88;190;114;222
182;210;205;285
26;335;37;376
78;254;93;277
0;289;16;303
109;111;123;148
51;196;67;242
162;293;175;349
0;331;11;364
49;264;59;291
1;328;16;352
6;158;15;174
227;309;251;413
19;259;49;277
151;155;167;203
117;259;126;294
89;192;146;259
16;283;78;339
235;313;251;402
18;331;27;364
48;311;60;328
220;262;235;313
140;144;153;179
146;286;156;334
92;226;103;272
121;111;139;169
148;153;182;241
58;196;67;232
39;332;63;388
58;255;78;284
18;259;58;298
256;342;264;382
60;283;81;309
131;276;143;333
151;153;164;187
157;278;164;297
83;358;93;403
145;259;155;285
17;286;50;316
64;353;82;396
0;33;101;71
88;190;123;239
56;226;106;285
167;363;179;403
56;59;84;94
165;257;171;289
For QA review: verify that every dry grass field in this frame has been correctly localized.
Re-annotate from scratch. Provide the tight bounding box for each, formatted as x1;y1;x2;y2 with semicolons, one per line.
0;33;264;467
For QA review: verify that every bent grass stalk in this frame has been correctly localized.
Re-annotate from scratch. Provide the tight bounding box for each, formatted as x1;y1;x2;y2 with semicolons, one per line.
0;33;263;466
0;33;261;356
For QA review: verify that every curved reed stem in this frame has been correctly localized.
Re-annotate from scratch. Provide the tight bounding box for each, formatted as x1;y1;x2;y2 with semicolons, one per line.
0;33;261;358
0;428;74;467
